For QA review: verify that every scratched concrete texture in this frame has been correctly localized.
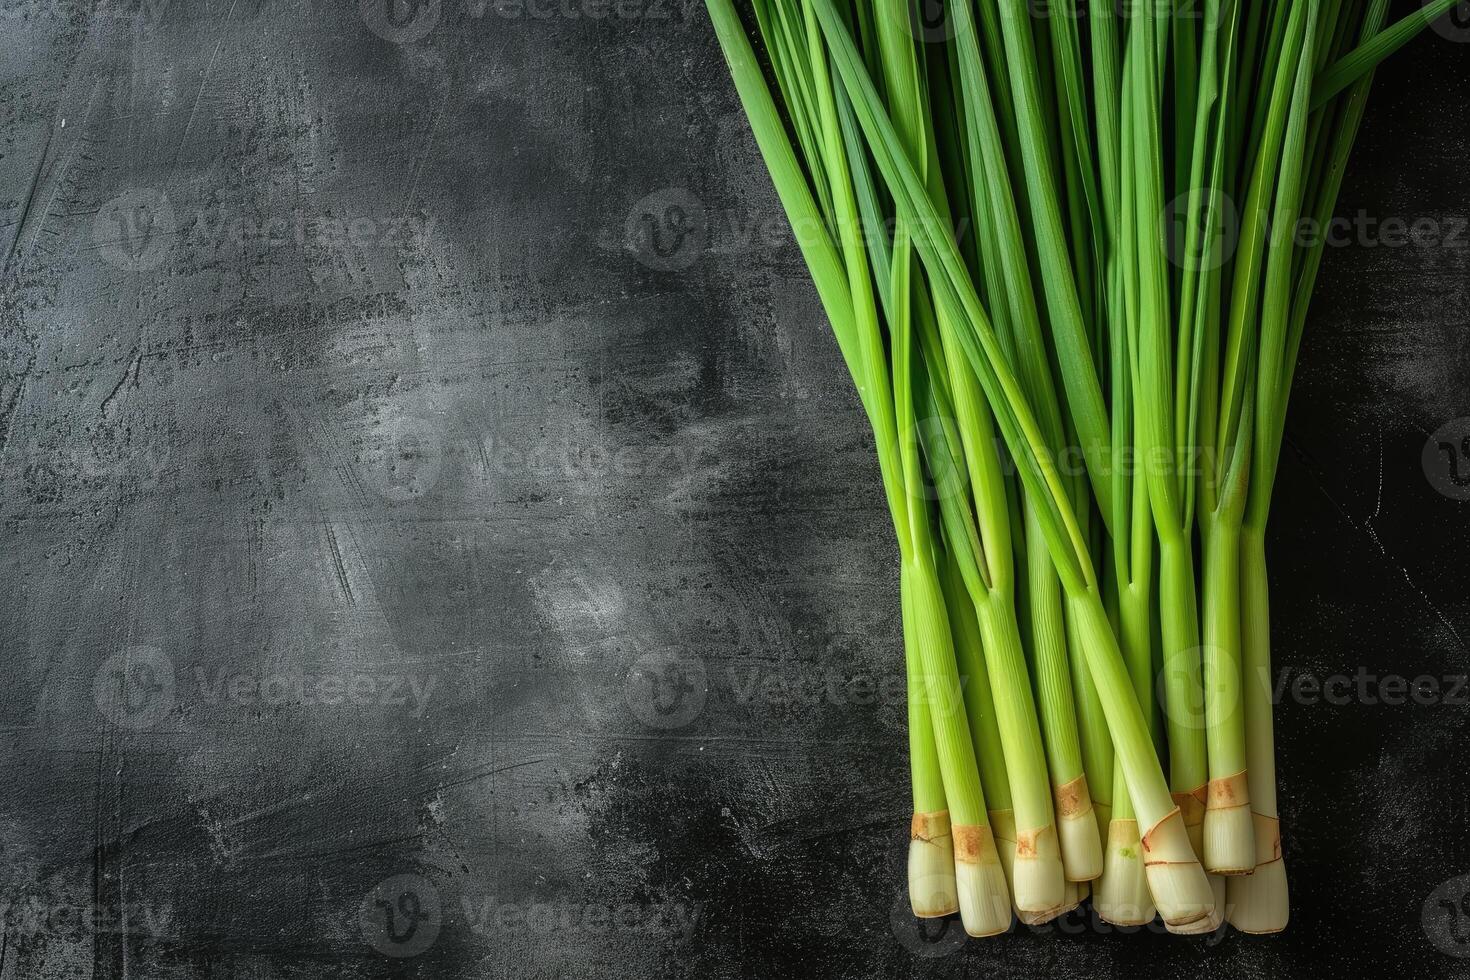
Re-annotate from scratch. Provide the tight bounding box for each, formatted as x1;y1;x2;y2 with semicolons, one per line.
0;0;1467;977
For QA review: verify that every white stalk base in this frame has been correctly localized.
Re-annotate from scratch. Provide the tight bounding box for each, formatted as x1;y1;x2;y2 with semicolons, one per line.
1055;776;1103;882
1203;771;1255;874
1094;819;1154;926
1226;813;1288;933
1165;874;1225;935
909;810;959;918
1016;879;1081;926
955;824;1013;937
1011;823;1065;913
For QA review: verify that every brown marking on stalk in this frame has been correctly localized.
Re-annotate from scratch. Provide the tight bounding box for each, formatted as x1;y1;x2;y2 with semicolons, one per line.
1172;785;1208;826
1206;770;1250;809
1140;806;1191;861
1252;811;1283;861
1015;828;1044;858
1106;818;1140;846
988;808;1017;845
953;824;989;864
910;809;951;843
1054;774;1091;817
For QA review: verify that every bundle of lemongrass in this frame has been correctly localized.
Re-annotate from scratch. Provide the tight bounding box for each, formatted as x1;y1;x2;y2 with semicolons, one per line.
708;0;1457;937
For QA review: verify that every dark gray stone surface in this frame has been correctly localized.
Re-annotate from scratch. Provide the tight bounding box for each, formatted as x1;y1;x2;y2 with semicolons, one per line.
0;1;1467;977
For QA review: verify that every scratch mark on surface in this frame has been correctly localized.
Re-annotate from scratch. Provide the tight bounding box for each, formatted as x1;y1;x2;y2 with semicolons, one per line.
1;126;52;274
5;74;105;275
1297;440;1467;655
397;99;445;223
1371;424;1385;521
170;0;241;172
323;522;355;605
0;365;33;465
100;345;144;419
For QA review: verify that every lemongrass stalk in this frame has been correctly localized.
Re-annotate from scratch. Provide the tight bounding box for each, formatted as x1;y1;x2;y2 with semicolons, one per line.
1179;1;1245;890
1198;496;1252;872
1066;589;1114;839
1226;530;1285;930
810;0;1215;926
974;597;1066;913
904;579;959;917
941;551;1014;822
1095;395;1159;925
1120;0;1210;859
1027;510;1099;883
704;0;952;918
904;556;1010;936
1064;476;1112;848
1094;29;1154;916
1232;0;1387;935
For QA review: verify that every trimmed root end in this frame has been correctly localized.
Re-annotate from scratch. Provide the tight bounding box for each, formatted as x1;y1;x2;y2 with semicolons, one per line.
954;824;1014;938
909;810;959;918
1164;896;1225;936
1226;814;1288;933
1011;823;1066;913
1016;879;1081;926
1203;771;1256;874
1094;819;1155;926
1226;856;1289;933
1055;776;1103;882
1141;807;1216;927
